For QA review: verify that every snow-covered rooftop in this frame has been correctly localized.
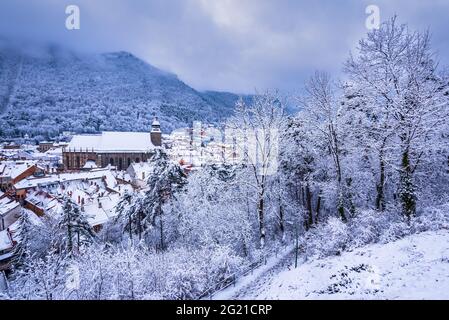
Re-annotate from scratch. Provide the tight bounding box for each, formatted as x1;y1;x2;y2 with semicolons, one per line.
0;229;13;252
127;161;155;181
17;167;133;228
0;161;36;179
14;168;115;190
67;131;155;153
0;197;20;217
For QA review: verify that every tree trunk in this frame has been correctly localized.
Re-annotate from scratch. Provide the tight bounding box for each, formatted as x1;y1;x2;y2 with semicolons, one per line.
278;178;285;242
376;141;386;211
346;177;356;218
305;183;313;228
332;125;347;222
128;214;132;242
301;184;309;231
137;210;142;241
335;157;346;222
159;205;164;251
67;211;73;253
257;190;266;249
278;202;285;242
337;190;347;222
399;150;416;219
67;226;72;253
315;193;322;224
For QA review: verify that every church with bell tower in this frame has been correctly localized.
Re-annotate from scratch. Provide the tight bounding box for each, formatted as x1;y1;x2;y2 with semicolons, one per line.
63;117;163;171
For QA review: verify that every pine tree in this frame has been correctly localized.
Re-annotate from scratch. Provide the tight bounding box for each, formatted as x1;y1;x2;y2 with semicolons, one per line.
115;190;139;242
142;149;187;250
59;197;95;254
115;150;186;248
11;210;33;267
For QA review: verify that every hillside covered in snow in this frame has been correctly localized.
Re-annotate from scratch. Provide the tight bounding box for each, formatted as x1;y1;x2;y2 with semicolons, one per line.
239;230;449;300
0;41;250;139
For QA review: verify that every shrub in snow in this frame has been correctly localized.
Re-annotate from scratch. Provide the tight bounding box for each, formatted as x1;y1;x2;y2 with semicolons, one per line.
379;220;410;244
411;203;449;233
162;246;245;300
303;217;350;259
207;246;245;285
348;210;409;248
9;251;68;300
348;210;390;248
164;265;205;300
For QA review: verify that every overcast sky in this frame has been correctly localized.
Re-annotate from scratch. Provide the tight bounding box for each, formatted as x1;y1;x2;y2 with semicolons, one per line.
1;0;448;94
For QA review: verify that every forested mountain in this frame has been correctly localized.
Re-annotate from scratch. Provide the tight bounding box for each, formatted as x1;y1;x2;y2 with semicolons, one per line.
0;43;249;139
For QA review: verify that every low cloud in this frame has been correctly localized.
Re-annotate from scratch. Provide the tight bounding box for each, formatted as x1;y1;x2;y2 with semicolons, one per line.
0;0;448;93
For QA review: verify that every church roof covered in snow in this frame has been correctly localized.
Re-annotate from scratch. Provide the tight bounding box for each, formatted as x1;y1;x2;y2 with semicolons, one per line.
66;132;156;153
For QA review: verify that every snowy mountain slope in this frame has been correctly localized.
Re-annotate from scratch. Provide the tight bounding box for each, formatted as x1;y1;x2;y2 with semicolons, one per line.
237;230;449;300
0;43;245;139
0;46;21;114
201;90;253;110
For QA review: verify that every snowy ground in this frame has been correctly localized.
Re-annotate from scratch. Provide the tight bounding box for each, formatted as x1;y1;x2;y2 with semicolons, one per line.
227;230;449;300
209;245;295;300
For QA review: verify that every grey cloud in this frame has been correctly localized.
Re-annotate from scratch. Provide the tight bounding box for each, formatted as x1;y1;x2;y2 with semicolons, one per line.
0;0;448;93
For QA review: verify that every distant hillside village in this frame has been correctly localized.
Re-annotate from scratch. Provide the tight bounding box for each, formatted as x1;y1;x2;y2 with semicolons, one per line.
0;117;241;270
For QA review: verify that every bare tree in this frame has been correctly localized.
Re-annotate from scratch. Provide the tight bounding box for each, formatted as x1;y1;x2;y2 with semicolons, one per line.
298;72;347;222
229;91;285;248
344;16;448;218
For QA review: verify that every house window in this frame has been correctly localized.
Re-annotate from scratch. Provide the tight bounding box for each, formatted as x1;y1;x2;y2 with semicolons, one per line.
110;158;114;166
76;156;80;168
119;158;123;170
127;158;131;167
135;157;140;163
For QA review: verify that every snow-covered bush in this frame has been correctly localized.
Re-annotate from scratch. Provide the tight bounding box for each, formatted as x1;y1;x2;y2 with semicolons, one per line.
207;245;246;285
8;243;248;300
348;210;390;248
378;220;410;244
411;203;449;233
303;217;350;259
164;263;206;300
348;210;410;248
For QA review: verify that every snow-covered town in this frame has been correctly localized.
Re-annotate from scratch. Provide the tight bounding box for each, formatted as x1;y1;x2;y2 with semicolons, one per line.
1;0;449;305
0;118;243;270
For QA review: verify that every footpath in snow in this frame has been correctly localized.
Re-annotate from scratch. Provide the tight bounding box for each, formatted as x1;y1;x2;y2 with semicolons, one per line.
207;245;295;300
239;230;449;300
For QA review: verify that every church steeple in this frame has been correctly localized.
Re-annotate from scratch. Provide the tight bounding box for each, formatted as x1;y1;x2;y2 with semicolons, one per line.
151;116;162;147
